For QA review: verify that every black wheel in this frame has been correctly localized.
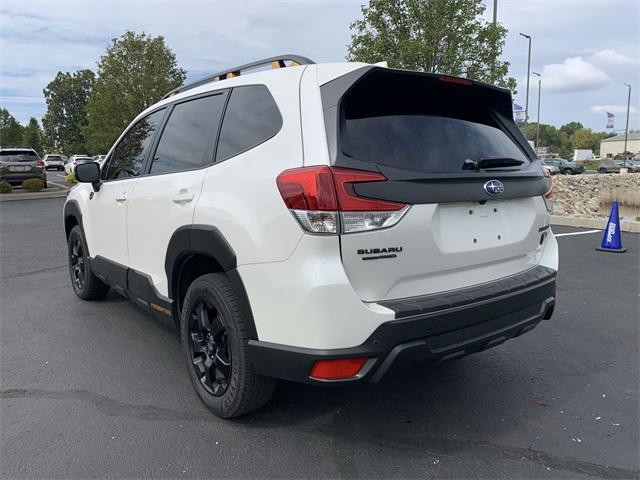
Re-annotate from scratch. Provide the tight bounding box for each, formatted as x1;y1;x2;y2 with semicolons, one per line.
67;225;109;300
181;273;276;418
562;169;573;175
598;168;607;174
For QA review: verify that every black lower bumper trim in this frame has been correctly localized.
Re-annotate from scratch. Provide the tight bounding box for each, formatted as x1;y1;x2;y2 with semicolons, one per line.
248;267;556;385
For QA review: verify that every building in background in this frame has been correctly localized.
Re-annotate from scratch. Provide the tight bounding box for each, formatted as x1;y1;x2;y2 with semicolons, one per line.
599;132;640;158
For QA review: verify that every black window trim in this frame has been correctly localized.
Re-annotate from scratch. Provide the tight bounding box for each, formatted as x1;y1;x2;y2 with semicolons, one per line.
213;83;283;165
100;105;168;183
142;89;230;178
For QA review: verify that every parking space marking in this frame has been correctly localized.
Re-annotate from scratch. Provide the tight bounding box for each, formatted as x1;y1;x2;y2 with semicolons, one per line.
555;229;601;237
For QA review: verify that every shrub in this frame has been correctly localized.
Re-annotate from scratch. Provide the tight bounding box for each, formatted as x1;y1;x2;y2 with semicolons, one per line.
22;178;44;192
65;172;77;184
0;180;12;194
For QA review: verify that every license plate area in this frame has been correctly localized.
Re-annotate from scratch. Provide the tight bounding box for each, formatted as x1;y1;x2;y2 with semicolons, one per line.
9;166;30;172
437;202;513;253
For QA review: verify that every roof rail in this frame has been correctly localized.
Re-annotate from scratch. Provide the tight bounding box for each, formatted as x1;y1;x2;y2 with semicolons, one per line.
163;54;315;100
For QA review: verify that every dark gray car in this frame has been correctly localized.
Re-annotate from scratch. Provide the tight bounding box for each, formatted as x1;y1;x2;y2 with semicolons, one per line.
598;159;640;173
0;148;47;187
543;158;584;175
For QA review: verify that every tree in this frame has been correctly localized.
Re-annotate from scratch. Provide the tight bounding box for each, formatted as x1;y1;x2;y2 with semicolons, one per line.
85;31;186;153
42;69;95;155
572;128;600;151
347;0;516;91
0;108;24;146
22;117;43;153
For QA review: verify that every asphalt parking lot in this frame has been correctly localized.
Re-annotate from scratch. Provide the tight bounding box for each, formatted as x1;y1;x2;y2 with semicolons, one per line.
1;197;638;479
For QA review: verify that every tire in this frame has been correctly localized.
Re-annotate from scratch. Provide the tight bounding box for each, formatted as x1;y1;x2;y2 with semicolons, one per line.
562;169;573;175
181;273;276;418
598;168;607;174
67;225;109;300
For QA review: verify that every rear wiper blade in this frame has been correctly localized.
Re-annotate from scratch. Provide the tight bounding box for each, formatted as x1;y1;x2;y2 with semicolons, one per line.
464;157;525;170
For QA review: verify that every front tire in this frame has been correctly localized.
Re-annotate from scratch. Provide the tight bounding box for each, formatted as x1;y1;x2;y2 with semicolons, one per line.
67;225;109;300
181;273;276;418
598;168;607;174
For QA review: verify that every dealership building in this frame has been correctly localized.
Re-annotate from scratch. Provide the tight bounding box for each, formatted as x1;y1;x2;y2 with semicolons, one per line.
599;132;640;158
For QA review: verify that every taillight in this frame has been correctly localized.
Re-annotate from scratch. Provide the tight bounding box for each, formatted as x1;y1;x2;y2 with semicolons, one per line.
543;169;553;212
276;166;409;234
35;160;45;168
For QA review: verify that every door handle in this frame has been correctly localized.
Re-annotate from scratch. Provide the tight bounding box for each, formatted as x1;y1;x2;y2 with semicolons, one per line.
172;192;194;205
115;192;128;203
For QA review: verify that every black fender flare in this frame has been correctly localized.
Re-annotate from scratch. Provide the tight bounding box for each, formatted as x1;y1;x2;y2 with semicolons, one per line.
165;225;258;339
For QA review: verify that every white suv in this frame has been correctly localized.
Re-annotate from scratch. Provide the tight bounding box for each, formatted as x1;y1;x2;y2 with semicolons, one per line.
64;55;558;418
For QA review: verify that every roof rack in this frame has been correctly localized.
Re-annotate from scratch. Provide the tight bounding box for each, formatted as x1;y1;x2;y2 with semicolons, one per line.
163;54;315;100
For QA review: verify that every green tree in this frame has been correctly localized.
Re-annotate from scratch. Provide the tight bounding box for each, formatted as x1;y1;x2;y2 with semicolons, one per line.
0;108;24;146
558;121;583;138
42;69;95;155
347;0;516;91
571;127;600;151
85;31;186;153
22;117;43;154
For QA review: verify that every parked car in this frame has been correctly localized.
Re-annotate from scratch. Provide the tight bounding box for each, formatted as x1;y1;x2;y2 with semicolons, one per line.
598;160;640;173
540;160;560;175
64;56;558;418
543;158;584;175
65;155;95;174
93;155;108;169
43;154;66;171
0;147;47;187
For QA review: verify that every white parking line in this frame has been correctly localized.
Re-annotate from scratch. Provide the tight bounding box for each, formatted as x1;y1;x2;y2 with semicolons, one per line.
555;229;602;237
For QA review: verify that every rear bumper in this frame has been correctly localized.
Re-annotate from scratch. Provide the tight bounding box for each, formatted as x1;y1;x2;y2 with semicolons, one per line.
1;172;45;184
249;265;556;384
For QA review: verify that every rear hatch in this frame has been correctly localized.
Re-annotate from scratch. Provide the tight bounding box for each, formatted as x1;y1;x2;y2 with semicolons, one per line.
0;150;40;174
320;68;551;302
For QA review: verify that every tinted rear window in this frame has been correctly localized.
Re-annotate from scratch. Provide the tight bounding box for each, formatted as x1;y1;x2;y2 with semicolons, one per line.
0;151;39;162
215;85;282;162
150;92;227;175
46;156;62;161
340;70;528;174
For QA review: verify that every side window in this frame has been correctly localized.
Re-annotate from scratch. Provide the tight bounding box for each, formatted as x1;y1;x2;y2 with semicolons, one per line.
150;92;227;175
105;109;165;181
215;85;282;162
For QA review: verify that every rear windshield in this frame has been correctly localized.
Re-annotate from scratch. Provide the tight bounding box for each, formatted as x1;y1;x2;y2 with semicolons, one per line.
0;150;40;162
46;156;62;161
340;70;529;174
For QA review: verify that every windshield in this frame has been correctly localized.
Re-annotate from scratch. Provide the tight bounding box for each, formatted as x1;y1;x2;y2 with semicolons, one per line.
0;150;40;162
46;156;62;161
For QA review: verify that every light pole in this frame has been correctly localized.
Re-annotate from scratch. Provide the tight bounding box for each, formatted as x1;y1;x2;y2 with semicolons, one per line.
519;33;532;123
493;0;498;24
623;83;631;168
533;72;542;150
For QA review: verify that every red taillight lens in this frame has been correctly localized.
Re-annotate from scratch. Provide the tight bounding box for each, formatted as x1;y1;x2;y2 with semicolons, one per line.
310;357;368;380
438;75;473;86
276;166;337;211
543;168;553;198
36;160;45;168
276;166;409;234
331;167;405;211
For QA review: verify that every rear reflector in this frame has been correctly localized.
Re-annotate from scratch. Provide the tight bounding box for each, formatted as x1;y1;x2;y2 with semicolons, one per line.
277;166;409;234
309;357;368;380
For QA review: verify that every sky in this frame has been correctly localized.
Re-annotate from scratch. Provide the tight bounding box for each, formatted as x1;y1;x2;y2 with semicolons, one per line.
1;0;638;133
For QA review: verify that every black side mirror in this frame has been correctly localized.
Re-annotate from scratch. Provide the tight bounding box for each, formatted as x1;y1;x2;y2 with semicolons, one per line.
75;162;101;191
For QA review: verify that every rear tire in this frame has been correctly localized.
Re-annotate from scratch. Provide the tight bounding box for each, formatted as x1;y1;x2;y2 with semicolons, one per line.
598;168;607;174
181;273;276;418
67;225;109;300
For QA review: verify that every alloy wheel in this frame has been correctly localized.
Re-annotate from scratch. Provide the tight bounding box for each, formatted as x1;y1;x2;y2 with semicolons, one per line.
70;237;86;290
188;301;232;397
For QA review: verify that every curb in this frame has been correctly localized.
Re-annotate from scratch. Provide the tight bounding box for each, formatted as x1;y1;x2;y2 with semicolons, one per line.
0;189;69;202
551;215;640;233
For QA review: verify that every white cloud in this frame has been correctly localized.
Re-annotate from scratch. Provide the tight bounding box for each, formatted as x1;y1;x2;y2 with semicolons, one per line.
591;49;639;67
536;57;610;93
590;105;638;115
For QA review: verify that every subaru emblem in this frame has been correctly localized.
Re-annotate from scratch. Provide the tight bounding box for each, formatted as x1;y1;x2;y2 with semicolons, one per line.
484;180;504;196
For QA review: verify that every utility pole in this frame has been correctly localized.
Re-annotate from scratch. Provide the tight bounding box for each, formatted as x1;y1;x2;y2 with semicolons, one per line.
493;0;497;24
519;33;532;123
623;83;631;168
533;72;542;150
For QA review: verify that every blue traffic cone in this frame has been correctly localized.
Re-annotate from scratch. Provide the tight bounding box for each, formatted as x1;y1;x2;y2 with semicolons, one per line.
596;201;626;253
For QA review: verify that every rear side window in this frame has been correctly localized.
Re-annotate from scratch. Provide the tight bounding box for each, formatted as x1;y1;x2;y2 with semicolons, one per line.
150;92;227;175
339;70;529;174
216;85;282;162
106;109;165;180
